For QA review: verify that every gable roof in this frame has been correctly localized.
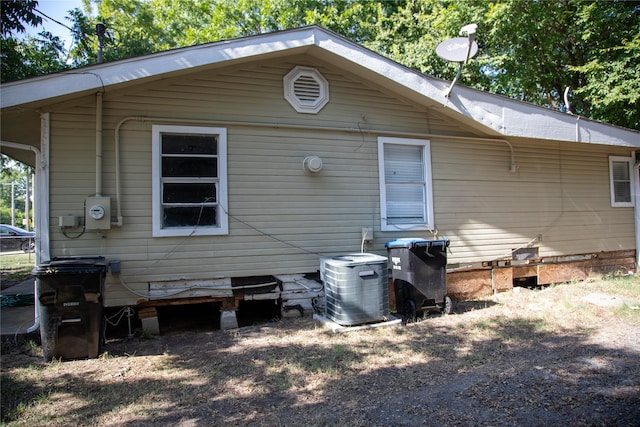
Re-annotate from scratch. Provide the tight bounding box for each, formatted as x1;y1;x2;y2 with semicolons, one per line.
2;25;638;147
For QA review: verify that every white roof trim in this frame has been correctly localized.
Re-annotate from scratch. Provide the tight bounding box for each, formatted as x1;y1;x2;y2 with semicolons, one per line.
1;28;317;108
444;86;640;147
312;30;640;147
2;26;638;147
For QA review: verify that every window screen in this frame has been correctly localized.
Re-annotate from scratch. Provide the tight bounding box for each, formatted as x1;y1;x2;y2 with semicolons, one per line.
378;137;434;231
384;144;426;224
609;156;633;207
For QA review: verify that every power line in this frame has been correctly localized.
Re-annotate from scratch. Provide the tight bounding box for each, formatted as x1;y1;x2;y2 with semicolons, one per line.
33;8;74;32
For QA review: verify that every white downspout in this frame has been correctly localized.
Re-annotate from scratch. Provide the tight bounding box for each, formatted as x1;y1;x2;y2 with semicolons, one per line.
0;114;49;333
95;92;104;196
0;138;48;263
39;113;50;264
634;151;640;269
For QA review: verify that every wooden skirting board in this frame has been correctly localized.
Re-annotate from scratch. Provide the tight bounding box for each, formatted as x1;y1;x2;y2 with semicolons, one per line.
133;250;634;326
447;249;636;300
135;274;323;320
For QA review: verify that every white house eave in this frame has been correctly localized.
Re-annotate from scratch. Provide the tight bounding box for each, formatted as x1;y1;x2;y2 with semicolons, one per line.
314;30;640;148
0;27;319;109
2;26;639;147
444;86;640;148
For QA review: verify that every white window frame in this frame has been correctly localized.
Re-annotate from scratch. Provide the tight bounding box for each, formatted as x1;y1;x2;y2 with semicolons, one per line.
152;125;228;237
609;156;633;207
378;136;434;231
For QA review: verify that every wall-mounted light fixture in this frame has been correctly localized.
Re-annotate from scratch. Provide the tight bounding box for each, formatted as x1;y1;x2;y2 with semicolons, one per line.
303;155;323;174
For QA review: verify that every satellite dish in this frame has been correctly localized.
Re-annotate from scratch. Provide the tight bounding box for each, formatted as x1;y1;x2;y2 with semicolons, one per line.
436;37;478;63
436;23;479;98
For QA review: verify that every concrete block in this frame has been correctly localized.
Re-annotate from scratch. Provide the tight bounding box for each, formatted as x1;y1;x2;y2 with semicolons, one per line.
281;297;319;318
140;316;160;335
220;310;238;330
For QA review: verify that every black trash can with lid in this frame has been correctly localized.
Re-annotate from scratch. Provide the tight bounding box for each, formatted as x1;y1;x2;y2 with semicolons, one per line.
32;257;107;361
385;238;451;318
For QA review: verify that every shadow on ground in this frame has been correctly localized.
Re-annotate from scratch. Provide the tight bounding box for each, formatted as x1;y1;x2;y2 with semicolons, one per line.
2;309;638;426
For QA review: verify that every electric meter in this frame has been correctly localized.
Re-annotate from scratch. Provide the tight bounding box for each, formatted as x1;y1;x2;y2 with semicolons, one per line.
89;205;105;220
85;196;111;230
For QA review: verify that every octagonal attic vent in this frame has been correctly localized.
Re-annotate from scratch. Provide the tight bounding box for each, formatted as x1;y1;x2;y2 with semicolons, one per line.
284;66;329;114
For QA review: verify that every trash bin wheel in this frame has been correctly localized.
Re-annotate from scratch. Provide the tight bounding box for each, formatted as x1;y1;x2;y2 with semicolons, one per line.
443;296;452;315
404;298;417;320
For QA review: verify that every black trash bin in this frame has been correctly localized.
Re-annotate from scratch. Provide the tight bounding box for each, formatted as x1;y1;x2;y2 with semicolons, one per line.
385;238;451;318
32;257;107;361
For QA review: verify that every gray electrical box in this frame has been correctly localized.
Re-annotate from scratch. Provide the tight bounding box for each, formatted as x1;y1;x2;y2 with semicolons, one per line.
85;196;111;230
58;214;79;228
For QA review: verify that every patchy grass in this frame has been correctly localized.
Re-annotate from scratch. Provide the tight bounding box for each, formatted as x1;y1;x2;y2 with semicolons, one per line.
1;276;639;426
613;301;640;323
0;253;35;285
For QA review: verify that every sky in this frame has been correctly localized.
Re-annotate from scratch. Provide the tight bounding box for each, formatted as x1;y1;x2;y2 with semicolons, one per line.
24;0;87;50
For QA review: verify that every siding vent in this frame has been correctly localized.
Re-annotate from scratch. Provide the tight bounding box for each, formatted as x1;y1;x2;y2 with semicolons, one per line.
284;66;329;114
294;75;321;101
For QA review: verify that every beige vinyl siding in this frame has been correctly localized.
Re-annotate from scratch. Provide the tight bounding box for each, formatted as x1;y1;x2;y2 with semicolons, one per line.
428;138;634;264
46;56;635;306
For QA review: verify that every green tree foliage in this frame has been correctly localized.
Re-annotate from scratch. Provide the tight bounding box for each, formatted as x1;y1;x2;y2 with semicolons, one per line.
0;155;33;226
482;0;586;110
68;0;179;64
1;0;69;82
368;0;639;128
366;0;489;85
1;31;68;82
3;0;639;130
66;0;391;64
0;0;41;34
482;0;639;120
570;1;640;129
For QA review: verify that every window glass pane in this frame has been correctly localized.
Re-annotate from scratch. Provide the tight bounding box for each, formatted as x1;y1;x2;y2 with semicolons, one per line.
379;137;432;230
162;134;217;155
383;143;426;224
386;184;425;223
162;157;218;177
162;206;217;228
612;161;630;181
612;160;631;204
614;182;632;203
384;144;424;182
385;161;424;182
384;144;422;163
163;183;216;203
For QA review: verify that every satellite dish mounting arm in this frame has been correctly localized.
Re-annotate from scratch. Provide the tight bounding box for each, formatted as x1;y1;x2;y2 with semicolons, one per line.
444;24;478;98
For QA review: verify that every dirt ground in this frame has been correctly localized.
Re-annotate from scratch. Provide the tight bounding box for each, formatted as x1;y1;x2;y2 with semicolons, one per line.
2;277;640;426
